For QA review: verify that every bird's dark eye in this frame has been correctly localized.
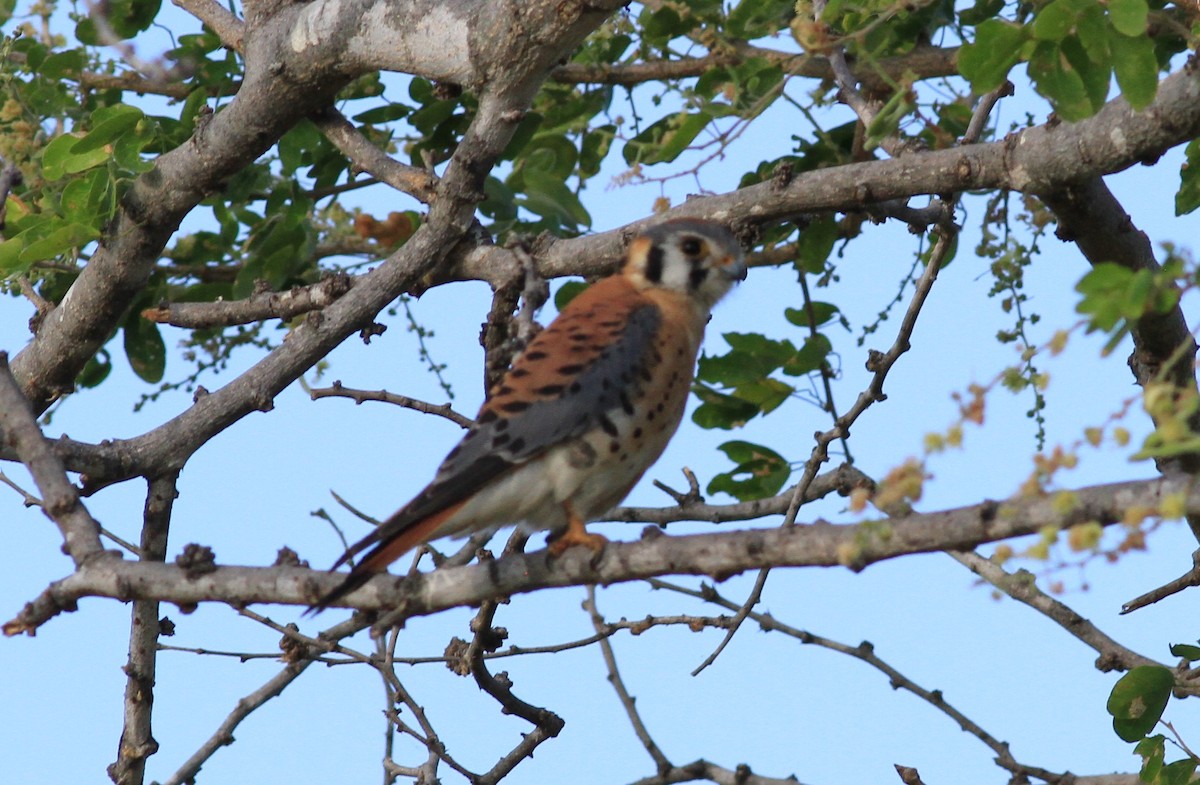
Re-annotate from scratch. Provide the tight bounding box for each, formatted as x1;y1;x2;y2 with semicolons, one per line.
681;237;703;256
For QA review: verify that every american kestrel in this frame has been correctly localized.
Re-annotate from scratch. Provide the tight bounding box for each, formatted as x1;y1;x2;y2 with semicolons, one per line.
309;219;746;613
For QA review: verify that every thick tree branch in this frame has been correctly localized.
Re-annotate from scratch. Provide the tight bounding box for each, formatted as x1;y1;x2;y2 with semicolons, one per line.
5;475;1191;634
1040;177;1200;476
451;59;1200;285
10;0;355;413
0;353;105;566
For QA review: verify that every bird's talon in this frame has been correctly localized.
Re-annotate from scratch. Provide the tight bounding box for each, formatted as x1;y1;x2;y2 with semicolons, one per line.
548;529;608;557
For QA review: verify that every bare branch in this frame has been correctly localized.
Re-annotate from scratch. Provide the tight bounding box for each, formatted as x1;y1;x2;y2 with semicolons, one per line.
650;577;1067;784
950;551;1169;675
172;0;245;52
311;107;438;204
308;380;474;429
159;660;313;785
141;273;354;328
587;586;673;775
0;353;105;567
107;472;179;785
8;475;1193;635
1122;548;1200;613
606;463;873;525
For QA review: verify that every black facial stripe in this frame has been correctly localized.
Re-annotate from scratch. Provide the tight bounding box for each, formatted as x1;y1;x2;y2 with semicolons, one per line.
689;259;709;289
644;244;664;283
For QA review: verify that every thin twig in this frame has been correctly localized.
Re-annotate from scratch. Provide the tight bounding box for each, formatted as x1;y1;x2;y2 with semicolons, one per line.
694;226;954;675
1122;548;1200;613
650;577;1068;783
141;273;354;328
309;380;474;428
949;551;1172;676
311;107;438;204
160;660;313;785
466;536;565;785
586;586;673;774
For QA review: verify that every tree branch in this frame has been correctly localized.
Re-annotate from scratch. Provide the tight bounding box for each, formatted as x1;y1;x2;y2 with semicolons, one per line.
949;551;1172;675
0;353;105;566
107;472;179;785
141;273;355;328
308;381;474;429
310;107;438;204
6;475;1193;634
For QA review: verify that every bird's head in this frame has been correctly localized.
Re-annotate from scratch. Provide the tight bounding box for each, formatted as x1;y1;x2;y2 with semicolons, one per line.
623;219;748;309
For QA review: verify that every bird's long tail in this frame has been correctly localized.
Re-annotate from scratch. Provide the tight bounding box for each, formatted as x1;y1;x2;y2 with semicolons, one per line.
304;501;465;616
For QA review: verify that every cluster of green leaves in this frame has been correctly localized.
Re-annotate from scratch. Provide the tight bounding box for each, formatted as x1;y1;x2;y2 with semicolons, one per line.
1074;260;1183;353
0;19;226;386
960;0;1187;121
695;282;842;501
1107;653;1200;785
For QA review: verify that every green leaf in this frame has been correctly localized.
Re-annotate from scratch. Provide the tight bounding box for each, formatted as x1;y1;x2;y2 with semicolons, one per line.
76;349;113;389
1032;0;1079;42
518;170;591;229
784;333;833;376
106;0;162;38
960;19;1029;92
623;111;712;165
1136;735;1167;782
40;49;86;79
698;332;799;385
784;302;840;328
1109;29;1158;110
726;0;794;38
554;280;588;310
707;440;790;501
1107;665;1173;742
0;236;27;275
71;105;144;154
41;133;111;180
19;221;100;265
864;89;916;151
1028;40;1094;122
1108;0;1148;36
352;103;412;125
520;134;579;180
1168;643;1200;661
1062;36;1110;112
1159;759;1199;785
1177;140;1200;216
123;315;167;383
1075;4;1110;62
500;111;544;160
60;168;112;223
691;384;762;429
958;0;1004;25
731;378;794;415
795;216;839;273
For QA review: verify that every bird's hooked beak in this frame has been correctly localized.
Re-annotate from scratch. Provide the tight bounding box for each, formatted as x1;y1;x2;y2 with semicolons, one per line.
720;253;748;282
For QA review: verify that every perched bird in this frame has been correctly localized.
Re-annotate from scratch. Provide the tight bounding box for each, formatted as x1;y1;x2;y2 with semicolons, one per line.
308;219;746;613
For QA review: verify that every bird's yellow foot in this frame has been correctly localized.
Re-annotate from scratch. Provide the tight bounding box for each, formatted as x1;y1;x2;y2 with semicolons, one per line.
548;516;608;556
